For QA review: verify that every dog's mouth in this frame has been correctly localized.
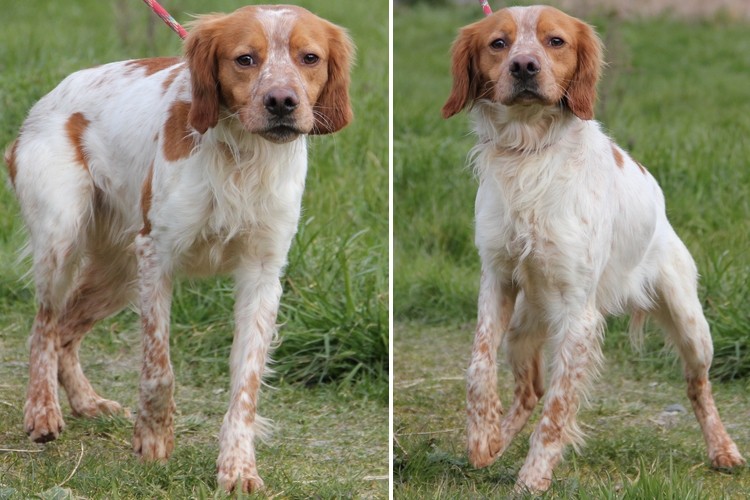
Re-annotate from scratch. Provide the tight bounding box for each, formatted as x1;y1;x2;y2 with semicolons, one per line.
259;124;304;144
509;86;545;104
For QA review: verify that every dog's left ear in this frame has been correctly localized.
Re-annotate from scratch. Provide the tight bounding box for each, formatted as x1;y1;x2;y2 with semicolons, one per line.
184;15;223;134
565;20;603;120
311;23;355;135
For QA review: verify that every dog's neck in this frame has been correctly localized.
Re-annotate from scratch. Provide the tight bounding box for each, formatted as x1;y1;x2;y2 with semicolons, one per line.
471;100;580;156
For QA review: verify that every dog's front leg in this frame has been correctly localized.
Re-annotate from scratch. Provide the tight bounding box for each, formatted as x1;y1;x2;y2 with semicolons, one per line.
132;233;176;461
216;268;282;493
467;268;517;468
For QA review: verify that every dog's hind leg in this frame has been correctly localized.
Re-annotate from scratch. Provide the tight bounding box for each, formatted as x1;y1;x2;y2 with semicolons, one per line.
498;294;545;454
652;235;745;469
466;269;517;468
57;248;136;418
16;144;95;443
24;305;65;443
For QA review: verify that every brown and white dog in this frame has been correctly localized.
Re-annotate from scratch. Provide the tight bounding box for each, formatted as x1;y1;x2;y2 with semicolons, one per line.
5;5;353;493
443;5;744;493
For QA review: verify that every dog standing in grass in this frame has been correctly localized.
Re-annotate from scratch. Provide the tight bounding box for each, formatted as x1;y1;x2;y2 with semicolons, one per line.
4;5;353;493
442;5;744;493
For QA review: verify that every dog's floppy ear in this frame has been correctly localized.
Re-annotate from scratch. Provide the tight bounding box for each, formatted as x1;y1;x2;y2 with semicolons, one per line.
565;20;603;120
311;22;355;135
442;26;481;119
184;15;223;134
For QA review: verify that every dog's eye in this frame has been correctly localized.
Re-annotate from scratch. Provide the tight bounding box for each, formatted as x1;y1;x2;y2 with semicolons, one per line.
490;38;507;49
236;54;256;67
549;37;565;47
302;53;320;65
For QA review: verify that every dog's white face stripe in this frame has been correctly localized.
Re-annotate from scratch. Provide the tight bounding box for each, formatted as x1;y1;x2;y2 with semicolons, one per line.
506;6;542;60
257;8;297;86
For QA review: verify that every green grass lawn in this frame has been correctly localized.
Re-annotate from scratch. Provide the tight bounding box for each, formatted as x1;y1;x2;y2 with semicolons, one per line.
394;323;750;498
394;3;750;497
0;0;387;497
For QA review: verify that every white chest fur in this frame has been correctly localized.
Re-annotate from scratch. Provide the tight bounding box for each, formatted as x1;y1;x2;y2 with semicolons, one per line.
150;128;308;276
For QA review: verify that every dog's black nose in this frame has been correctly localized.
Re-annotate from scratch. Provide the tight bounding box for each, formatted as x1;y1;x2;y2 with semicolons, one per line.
263;89;299;117
509;55;541;81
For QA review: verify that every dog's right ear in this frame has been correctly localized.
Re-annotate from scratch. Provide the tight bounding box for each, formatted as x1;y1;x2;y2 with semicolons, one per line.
310;21;355;135
184;15;223;134
442;27;479;119
565;19;603;120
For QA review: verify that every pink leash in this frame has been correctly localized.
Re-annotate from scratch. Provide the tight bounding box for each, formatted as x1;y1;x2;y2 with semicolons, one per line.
142;0;188;39
478;0;492;16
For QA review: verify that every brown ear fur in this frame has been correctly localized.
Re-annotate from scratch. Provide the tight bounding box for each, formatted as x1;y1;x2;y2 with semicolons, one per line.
184;16;222;134
311;23;355;135
442;27;481;119
565;20;603;120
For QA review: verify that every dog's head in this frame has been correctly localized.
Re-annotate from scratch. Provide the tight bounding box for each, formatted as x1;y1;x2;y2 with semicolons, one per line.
442;5;602;120
185;5;354;142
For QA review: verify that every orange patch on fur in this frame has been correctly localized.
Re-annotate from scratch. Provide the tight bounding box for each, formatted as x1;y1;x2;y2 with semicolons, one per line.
4;139;19;186
161;65;183;95
162;101;195;162
126;57;181;77
687;376;707;402
611;143;624;168
442;11;517;118
541;398;566;446
477;340;490;356
65;113;90;170
140;163;154;236
636;161;647;175
242;374;261;426
532;357;545;399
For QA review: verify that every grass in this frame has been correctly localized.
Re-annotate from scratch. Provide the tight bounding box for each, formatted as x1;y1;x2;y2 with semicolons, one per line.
394;323;750;498
394;2;750;497
0;0;387;497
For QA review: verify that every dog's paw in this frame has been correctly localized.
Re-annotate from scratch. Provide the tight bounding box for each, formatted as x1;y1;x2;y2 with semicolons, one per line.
71;396;129;419
711;443;746;469
513;473;552;495
24;402;64;443
466;394;504;468
133;415;174;461
468;431;502;469
217;456;264;493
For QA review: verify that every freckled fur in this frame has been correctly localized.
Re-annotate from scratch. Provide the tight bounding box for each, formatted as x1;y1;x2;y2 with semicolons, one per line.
444;5;745;493
9;4;353;494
